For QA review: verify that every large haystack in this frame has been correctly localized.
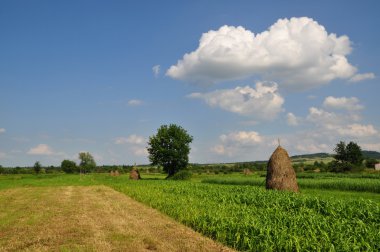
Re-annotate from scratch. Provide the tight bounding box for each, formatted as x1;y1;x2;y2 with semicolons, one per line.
129;168;141;180
266;146;299;192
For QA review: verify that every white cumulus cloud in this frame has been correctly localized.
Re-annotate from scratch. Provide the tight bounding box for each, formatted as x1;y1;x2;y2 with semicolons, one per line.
167;17;358;89
349;72;375;83
188;82;284;120
323;96;363;111
0;128;5;134
27;144;54;155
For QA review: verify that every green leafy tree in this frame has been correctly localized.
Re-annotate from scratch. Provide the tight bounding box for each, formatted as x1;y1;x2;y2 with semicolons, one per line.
346;142;363;166
61;159;78;173
147;124;193;178
78;152;96;173
333;141;363;172
33;161;42;174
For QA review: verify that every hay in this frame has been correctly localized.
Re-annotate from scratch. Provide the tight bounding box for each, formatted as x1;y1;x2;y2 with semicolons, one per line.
266;146;299;192
110;171;114;176
243;169;253;175
129;168;141;180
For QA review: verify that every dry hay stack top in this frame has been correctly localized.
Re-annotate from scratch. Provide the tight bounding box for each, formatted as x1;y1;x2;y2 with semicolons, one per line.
266;146;299;192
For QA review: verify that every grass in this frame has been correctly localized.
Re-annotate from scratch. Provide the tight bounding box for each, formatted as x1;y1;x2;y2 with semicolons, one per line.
1;172;380;251
0;185;233;251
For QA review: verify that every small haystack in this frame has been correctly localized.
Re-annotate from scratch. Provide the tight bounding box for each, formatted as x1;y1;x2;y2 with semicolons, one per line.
243;168;253;175
114;170;120;176
110;170;115;176
266;145;299;192
129;167;141;180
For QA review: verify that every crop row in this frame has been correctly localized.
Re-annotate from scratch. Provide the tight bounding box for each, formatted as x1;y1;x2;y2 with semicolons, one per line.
202;176;380;193
108;179;380;251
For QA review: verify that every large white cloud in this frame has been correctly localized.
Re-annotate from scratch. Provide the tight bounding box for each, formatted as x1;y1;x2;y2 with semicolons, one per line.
188;82;284;120
167;17;364;89
323;96;363;111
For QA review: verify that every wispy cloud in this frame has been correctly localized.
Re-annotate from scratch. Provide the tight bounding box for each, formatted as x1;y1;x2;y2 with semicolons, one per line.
0;128;5;134
152;65;160;78
128;99;143;106
349;72;375;83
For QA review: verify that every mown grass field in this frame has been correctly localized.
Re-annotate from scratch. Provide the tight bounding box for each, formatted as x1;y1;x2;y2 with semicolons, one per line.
0;172;379;251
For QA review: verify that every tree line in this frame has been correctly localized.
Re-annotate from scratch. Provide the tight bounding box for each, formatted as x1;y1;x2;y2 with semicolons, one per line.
0;124;379;176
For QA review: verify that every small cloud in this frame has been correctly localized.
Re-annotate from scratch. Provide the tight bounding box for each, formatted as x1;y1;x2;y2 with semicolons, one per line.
188;82;284;120
337;124;378;137
0;152;6;159
0;128;5;134
286;113;299;126
27;144;54;155
349;72;375;83
131;147;148;156
126;134;145;145
115;135;145;145
114;137;128;145
323;96;364;111
128;99;143;106
211;145;226;155
152;65;160;78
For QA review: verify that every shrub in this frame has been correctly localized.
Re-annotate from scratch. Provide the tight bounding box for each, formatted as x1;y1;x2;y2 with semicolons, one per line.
170;170;192;180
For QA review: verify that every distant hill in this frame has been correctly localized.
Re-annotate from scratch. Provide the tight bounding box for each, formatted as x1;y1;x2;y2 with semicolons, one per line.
291;153;332;159
362;150;380;159
291;151;380;160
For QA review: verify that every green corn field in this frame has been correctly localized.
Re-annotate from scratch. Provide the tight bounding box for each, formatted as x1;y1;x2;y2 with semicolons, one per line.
108;179;380;251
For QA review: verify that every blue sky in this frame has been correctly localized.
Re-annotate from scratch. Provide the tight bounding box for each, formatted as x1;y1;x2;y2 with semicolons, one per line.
1;0;379;166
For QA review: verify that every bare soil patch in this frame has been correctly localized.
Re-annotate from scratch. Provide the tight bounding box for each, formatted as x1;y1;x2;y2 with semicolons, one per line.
0;186;234;252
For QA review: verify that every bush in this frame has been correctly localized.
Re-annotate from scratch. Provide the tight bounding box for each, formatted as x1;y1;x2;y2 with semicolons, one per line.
170;170;192;180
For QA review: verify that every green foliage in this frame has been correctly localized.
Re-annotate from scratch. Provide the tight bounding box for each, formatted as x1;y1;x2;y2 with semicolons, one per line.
78;152;96;173
147;124;193;178
61;160;78;173
333;141;364;172
169;170;192;180
33;161;42;174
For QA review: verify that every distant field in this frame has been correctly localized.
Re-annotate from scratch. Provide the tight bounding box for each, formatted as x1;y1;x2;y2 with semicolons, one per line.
0;173;379;251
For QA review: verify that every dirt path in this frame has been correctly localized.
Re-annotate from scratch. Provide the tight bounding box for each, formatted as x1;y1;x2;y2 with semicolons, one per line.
0;186;234;252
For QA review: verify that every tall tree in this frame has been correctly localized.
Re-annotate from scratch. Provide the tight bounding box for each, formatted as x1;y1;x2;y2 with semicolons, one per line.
147;124;193;178
333;141;363;171
78;152;96;173
33;161;42;174
346;141;363;165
